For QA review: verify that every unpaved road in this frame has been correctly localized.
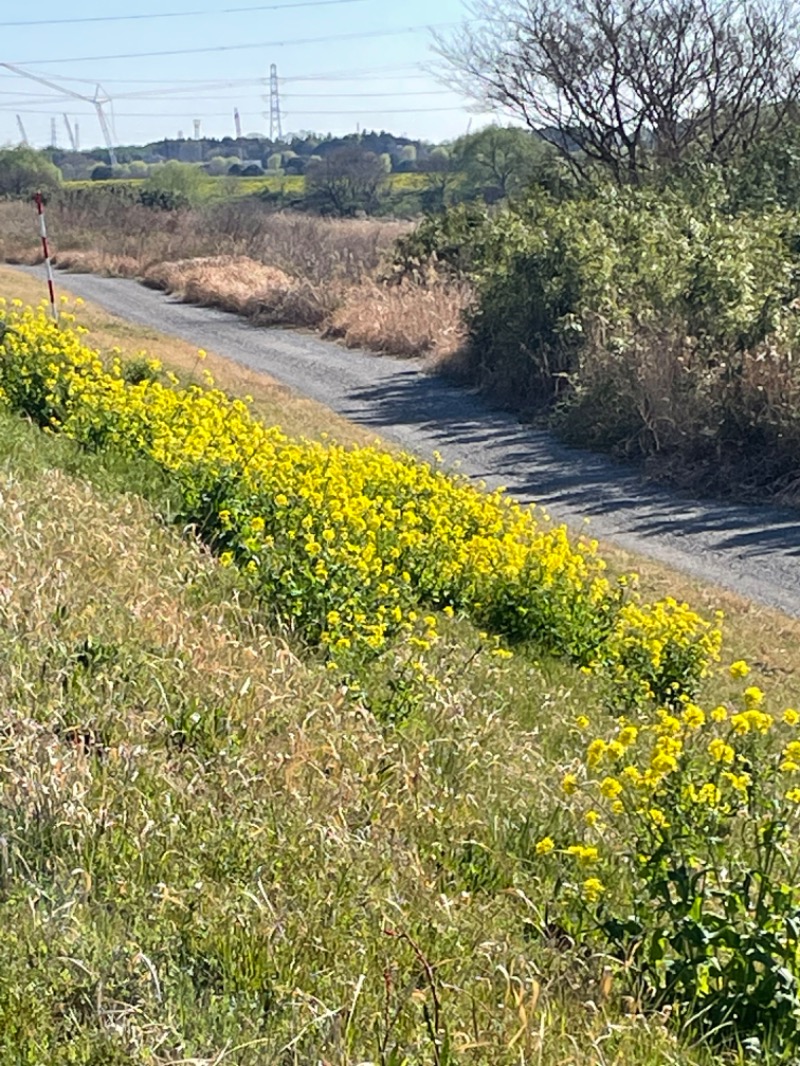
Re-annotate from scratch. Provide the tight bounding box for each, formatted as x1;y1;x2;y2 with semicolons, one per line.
26;270;800;617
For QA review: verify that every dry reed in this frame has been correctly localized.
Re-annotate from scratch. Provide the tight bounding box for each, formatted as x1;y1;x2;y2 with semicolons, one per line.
0;196;465;359
326;279;471;359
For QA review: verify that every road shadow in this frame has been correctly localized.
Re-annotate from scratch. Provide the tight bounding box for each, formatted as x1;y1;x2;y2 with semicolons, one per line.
340;373;800;560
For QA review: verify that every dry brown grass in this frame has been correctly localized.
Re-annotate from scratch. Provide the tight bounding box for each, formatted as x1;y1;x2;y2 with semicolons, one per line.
51;248;141;277
142;254;345;329
326;279;471;359
151;258;472;351
142;255;293;314
244;276;344;329
0;197;452;359
0;197;408;281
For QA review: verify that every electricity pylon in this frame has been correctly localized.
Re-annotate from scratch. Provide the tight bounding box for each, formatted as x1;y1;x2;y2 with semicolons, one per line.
269;64;282;141
2;63;117;166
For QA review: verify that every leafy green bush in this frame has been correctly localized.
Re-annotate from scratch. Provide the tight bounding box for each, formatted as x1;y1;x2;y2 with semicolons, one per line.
0;146;62;199
395;187;800;493
140;161;212;210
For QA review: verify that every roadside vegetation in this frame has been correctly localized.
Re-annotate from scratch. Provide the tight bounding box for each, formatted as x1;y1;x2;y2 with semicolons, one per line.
5;3;800;506
3;283;800;1063
1;0;800;1059
392;183;800;501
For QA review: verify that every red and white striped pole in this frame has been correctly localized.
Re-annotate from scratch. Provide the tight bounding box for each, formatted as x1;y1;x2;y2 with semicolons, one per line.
33;191;58;323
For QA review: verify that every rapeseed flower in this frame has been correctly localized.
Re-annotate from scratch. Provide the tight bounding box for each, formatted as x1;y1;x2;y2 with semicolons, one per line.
0;300;725;689
582;877;605;903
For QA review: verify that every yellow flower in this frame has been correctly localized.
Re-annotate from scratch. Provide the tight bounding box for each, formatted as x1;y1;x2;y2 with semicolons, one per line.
711;705;728;723
618;725;638;748
650;753;678;776
708;738;735;764
688;782;721;807
586;740;607;768
561;773;579;796
535;837;555;856
0;299;727;686
722;771;751;794
784;709;799;726
655;711;682;735
219;551;234;568
600;776;623;800
582;877;605;903
584;809;601;827
744;686;765;709
786;788;800;804
682;704;705;730
729;660;750;679
621;765;643;786
648;807;670;829
566;844;599;865
731;709;773;735
576;715;590;730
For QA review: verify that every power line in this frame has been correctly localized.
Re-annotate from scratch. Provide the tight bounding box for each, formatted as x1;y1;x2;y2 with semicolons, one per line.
11;106;471;117
0;0;370;29
113;86;449;102
0;64;429;86
274;63;431;83
283;90;448;98
13;22;455;65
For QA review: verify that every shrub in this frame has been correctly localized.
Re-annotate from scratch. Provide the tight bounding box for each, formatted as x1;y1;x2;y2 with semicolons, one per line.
140;161;212;210
394;188;800;495
0;147;62;200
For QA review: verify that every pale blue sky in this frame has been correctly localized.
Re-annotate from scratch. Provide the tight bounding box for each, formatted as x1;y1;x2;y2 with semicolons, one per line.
0;0;499;149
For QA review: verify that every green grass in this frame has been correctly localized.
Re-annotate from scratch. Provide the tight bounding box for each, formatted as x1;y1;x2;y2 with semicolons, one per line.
0;406;730;1065
2;275;800;1062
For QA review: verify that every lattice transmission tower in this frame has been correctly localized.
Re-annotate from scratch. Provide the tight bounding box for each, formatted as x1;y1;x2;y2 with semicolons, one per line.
269;64;283;141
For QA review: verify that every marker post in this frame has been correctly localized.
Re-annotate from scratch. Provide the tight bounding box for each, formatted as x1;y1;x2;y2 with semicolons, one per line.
33;191;58;323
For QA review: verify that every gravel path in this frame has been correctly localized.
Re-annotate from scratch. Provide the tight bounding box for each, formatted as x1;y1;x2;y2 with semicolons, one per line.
29;270;800;617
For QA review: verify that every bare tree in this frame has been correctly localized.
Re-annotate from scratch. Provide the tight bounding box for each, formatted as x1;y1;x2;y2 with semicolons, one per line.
438;0;800;182
305;146;389;216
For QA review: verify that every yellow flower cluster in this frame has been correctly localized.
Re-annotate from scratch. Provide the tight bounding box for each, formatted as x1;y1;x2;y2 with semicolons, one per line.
569;673;800;848
540;671;800;921
0;301;722;689
592;597;723;707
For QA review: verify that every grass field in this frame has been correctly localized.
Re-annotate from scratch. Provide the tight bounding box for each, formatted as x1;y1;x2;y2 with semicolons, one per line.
2;266;800;1063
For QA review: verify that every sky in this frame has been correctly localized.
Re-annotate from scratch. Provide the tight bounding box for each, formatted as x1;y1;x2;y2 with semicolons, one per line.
0;0;501;151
